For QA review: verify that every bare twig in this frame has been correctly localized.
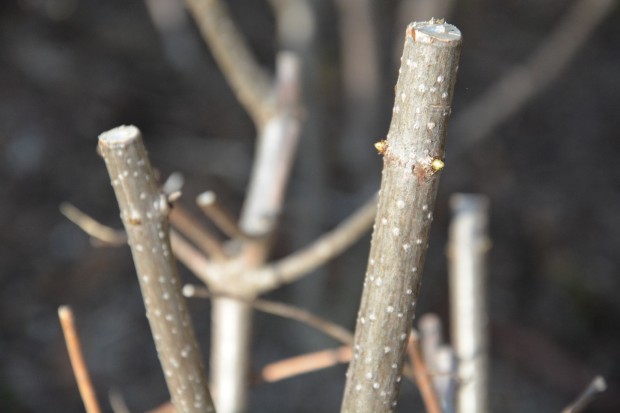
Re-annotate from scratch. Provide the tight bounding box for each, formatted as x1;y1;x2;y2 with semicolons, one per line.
58;306;102;413
60;202;126;246
169;203;227;260
183;0;274;127
341;20;462;413
98;125;215;413
261;346;352;383
451;0;615;154
248;194;377;294
407;330;444;413
197;191;246;240
183;285;354;345
561;376;607;413
449;194;490;413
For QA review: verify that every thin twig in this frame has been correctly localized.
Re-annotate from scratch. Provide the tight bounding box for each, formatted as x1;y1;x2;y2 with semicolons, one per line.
248;194;377;294
183;285;354;345
261;346;352;383
407;330;444;413
60;202;126;246
58;306;102;413
169;203;227;260
561;376;607;413
451;0;615;155
183;0;275;127
59;202;220;287
196;191;246;240
98;125;215;413
341;20;462;413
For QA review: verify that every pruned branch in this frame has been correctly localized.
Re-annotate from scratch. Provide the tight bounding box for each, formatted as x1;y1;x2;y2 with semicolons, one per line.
98;125;215;413
58;306;102;413
341;20;462;413
183;0;275;128
451;0;614;154
183;285;354;345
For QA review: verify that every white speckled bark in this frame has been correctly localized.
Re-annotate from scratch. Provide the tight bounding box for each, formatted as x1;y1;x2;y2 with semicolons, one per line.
99;125;215;413
341;20;462;413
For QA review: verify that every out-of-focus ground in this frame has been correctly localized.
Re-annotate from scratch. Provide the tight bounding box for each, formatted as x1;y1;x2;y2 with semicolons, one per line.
1;0;619;412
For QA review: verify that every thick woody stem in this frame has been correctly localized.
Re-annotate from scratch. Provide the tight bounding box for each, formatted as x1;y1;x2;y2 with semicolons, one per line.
98;125;215;413
341;20;461;413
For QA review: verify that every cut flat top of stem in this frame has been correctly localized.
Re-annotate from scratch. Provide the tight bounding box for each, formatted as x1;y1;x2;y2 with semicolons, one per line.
99;125;139;144
410;19;461;43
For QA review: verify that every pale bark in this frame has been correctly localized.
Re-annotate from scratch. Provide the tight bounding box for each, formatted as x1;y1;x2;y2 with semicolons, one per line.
209;52;302;413
341;20;462;413
448;194;490;413
98;125;215;413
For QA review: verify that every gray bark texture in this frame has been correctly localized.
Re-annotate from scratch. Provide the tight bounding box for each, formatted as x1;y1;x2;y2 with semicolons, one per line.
341;20;462;413
98;125;216;413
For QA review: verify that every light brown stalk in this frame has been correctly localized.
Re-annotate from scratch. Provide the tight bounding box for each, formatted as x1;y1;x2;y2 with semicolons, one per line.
341;20;462;413
98;125;215;413
60;202;126;246
58;306;102;413
261;346;352;383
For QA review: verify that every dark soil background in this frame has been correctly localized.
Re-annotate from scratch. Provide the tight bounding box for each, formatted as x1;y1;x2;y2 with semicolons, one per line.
1;0;619;412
